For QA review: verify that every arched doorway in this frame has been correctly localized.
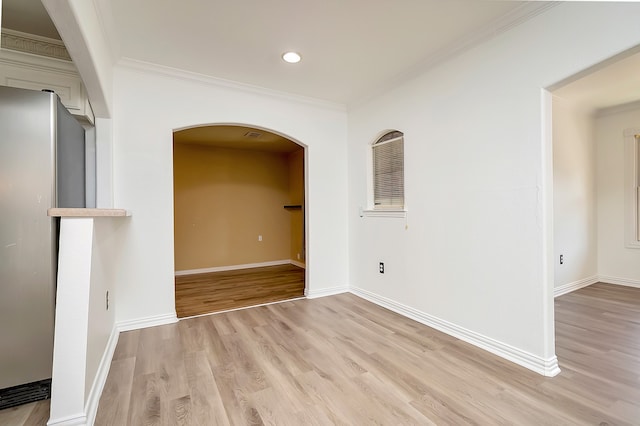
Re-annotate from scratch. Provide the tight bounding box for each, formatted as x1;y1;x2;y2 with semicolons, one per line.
172;124;307;317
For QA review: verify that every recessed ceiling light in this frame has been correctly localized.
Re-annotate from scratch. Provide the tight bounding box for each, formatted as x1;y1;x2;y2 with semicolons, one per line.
282;51;301;64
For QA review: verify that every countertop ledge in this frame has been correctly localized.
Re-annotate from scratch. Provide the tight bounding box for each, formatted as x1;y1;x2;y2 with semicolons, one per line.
48;208;130;217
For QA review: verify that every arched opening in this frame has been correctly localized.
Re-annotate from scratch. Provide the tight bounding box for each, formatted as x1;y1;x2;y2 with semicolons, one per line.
172;124;307;317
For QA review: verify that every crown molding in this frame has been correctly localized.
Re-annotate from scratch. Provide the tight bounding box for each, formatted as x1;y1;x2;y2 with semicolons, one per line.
117;57;347;113
1;28;71;61
349;2;560;109
0;46;78;76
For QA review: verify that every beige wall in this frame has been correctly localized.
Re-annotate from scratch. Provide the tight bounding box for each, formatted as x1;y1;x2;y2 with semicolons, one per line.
174;143;298;271
288;149;305;263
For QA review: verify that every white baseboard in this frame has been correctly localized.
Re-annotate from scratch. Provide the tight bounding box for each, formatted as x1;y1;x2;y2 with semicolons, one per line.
349;286;560;377
46;413;86;426
116;313;178;332
175;260;291;276
306;285;349;299
290;260;306;269
555;275;640;296
598;275;640;288
83;326;119;426
554;275;599;297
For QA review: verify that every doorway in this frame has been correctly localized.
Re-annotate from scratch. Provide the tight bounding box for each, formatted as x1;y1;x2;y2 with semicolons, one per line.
172;124;307;317
545;47;640;377
549;48;640;297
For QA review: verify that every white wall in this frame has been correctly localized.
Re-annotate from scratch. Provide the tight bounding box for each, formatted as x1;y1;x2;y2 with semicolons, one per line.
111;64;349;324
85;218;123;400
49;216;124;425
596;105;640;285
552;97;597;288
347;2;640;373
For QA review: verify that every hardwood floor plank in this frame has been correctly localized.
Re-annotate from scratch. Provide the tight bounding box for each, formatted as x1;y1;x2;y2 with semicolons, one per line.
175;265;305;317
112;329;140;361
94;357;136;426
125;373;158;426
133;326;165;377
292;370;365;424
183;351;230;426
352;372;432;424
168;395;191;426
22;400;49;425
95;282;640;425
207;363;247;426
0;400;49;426
289;405;338;426
0;404;32;425
252;323;313;377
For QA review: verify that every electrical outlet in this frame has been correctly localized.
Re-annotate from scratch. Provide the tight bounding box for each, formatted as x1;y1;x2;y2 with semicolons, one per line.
106;291;109;310
559;254;564;265
379;262;385;274
258;235;262;242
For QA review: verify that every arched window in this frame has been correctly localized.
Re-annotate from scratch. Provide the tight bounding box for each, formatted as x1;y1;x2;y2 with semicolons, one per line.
372;130;404;209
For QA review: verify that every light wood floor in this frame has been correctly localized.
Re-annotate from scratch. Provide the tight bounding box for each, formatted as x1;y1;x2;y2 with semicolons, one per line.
174;264;305;318
89;282;640;425
0;400;49;426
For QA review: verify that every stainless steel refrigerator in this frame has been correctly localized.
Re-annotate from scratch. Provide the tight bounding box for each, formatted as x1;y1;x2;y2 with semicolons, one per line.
0;85;86;409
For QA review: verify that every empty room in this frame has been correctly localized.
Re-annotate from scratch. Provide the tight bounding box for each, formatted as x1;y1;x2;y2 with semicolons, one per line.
0;1;639;425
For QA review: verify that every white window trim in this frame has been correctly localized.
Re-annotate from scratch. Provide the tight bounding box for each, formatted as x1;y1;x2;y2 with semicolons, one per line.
361;208;407;218
623;128;640;248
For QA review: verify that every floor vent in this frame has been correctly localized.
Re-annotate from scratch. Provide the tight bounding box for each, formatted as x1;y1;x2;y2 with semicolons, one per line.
0;379;51;410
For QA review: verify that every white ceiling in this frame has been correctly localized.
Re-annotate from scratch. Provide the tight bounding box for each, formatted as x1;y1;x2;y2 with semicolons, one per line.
94;0;548;104
552;48;640;114
3;0;640;110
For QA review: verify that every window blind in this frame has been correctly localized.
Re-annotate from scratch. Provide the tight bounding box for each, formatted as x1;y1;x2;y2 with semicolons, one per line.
373;135;404;208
